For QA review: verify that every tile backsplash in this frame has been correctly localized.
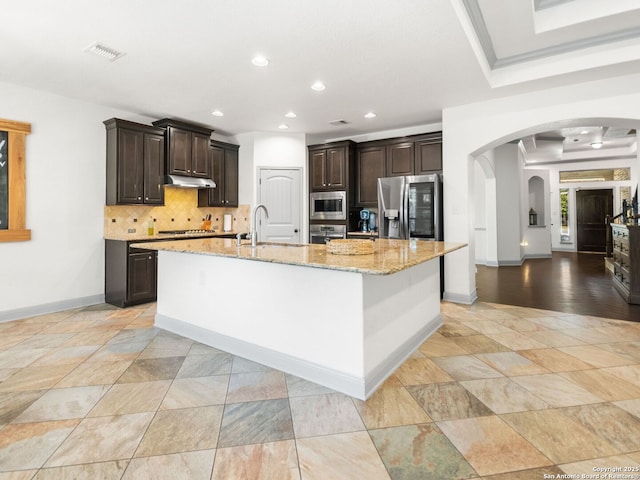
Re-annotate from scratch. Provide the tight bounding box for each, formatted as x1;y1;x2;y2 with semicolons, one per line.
104;188;250;237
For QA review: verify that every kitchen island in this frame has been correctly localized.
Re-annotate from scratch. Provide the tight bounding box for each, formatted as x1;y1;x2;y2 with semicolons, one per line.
136;238;465;399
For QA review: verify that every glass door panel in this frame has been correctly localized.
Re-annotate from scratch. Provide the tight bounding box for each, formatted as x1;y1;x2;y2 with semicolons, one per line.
408;181;434;239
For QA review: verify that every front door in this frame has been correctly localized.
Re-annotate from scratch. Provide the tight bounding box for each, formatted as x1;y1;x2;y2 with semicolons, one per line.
576;189;613;252
258;168;302;243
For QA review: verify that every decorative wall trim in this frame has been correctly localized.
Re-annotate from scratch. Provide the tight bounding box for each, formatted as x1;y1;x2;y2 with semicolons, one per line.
494;27;640;69
0;294;105;323
460;0;497;67
534;0;573;10
461;0;640;70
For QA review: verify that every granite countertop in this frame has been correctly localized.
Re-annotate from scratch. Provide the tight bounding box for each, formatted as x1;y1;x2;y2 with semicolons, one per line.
104;231;244;242
135;238;466;275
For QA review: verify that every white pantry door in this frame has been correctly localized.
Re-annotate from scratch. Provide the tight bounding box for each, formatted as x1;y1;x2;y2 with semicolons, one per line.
258;168;302;243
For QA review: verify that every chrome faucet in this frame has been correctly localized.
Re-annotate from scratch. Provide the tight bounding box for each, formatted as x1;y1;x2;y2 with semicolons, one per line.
250;204;269;247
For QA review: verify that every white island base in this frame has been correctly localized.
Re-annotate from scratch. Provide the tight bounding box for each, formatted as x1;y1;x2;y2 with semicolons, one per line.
154;250;443;400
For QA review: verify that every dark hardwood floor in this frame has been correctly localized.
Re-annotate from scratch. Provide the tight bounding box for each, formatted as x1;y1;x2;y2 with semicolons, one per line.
475;252;640;322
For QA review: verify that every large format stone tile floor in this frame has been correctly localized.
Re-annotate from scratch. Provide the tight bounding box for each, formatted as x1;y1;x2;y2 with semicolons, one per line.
1;301;640;479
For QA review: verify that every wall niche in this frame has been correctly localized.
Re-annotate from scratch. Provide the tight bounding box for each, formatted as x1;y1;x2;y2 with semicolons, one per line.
528;175;545;226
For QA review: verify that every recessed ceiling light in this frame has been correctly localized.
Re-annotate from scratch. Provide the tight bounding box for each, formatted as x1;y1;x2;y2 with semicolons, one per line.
591;141;604;149
278;124;289;130
83;41;125;62
580;130;589;134
285;112;297;119
364;112;377;119
311;81;326;91
251;55;269;67
211;110;224;117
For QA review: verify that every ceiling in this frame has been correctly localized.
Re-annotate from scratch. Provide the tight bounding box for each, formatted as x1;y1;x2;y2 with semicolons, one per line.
3;0;640;146
521;126;638;165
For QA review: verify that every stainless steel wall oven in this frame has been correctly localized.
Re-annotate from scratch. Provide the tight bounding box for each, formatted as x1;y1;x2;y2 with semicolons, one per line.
309;224;347;244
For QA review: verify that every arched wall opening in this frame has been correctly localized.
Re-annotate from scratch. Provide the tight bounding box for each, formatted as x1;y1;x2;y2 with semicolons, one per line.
442;74;640;305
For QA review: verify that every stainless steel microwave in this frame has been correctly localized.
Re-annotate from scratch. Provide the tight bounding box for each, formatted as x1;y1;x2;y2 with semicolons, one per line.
310;191;347;221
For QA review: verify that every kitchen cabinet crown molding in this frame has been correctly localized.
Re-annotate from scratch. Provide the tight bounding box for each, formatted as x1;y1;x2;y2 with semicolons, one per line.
104;118;165;136
151;118;214;136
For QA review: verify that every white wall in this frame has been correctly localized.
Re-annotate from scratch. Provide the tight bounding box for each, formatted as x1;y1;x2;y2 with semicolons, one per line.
320;122;443;145
442;72;640;304
0;82;155;320
522;169;552;258
495;144;524;265
473;160;487;264
232;131;307;238
474;151;498;266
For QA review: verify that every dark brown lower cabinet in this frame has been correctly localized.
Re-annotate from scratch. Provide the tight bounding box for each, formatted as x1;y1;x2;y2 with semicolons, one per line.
105;240;157;307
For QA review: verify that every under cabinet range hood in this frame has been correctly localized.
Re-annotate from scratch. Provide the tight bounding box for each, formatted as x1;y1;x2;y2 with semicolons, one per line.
164;175;216;188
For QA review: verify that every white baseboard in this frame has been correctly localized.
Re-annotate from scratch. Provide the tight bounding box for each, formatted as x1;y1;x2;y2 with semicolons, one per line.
523;254;552;260
498;259;525;266
443;290;478;305
0;294;105;323
363;315;441;398
156;312;440;400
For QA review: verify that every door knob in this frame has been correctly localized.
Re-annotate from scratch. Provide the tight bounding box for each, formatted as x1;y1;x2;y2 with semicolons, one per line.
294;229;299;233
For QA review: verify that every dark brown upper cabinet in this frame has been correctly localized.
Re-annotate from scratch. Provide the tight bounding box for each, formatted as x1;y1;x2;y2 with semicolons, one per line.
353;132;441;207
414;136;442;175
355;145;386;207
386;142;414;177
104;118;165;205
152;118;213;178
308;141;354;191
198;141;240;207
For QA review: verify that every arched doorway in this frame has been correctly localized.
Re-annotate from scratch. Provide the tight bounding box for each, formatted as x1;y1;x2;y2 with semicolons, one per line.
464;119;637;319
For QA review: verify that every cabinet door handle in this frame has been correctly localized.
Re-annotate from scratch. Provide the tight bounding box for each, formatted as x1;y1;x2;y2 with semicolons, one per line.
138;196;142;200
145;197;149;200
187;169;191;173
328;183;331;186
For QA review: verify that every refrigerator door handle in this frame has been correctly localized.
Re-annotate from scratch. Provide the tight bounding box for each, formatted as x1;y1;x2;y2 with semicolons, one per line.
433;175;442;241
402;178;410;240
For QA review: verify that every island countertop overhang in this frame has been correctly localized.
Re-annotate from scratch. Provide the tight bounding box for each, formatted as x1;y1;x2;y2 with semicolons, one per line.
135;238;466;275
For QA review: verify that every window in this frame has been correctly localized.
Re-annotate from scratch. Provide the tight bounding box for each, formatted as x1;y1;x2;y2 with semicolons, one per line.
0;118;31;242
559;168;630;183
560;188;570;243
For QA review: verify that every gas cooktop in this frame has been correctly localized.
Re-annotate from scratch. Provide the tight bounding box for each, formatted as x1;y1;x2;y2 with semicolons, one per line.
157;229;216;235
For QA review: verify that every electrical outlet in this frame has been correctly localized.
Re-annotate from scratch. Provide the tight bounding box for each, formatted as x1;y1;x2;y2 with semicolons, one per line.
128;228;136;233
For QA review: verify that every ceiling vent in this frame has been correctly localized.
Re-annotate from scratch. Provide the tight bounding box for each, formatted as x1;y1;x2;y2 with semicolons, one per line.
329;119;350;127
83;42;125;62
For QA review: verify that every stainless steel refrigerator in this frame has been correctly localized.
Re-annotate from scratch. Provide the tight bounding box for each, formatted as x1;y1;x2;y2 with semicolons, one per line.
377;174;443;241
378;173;444;297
